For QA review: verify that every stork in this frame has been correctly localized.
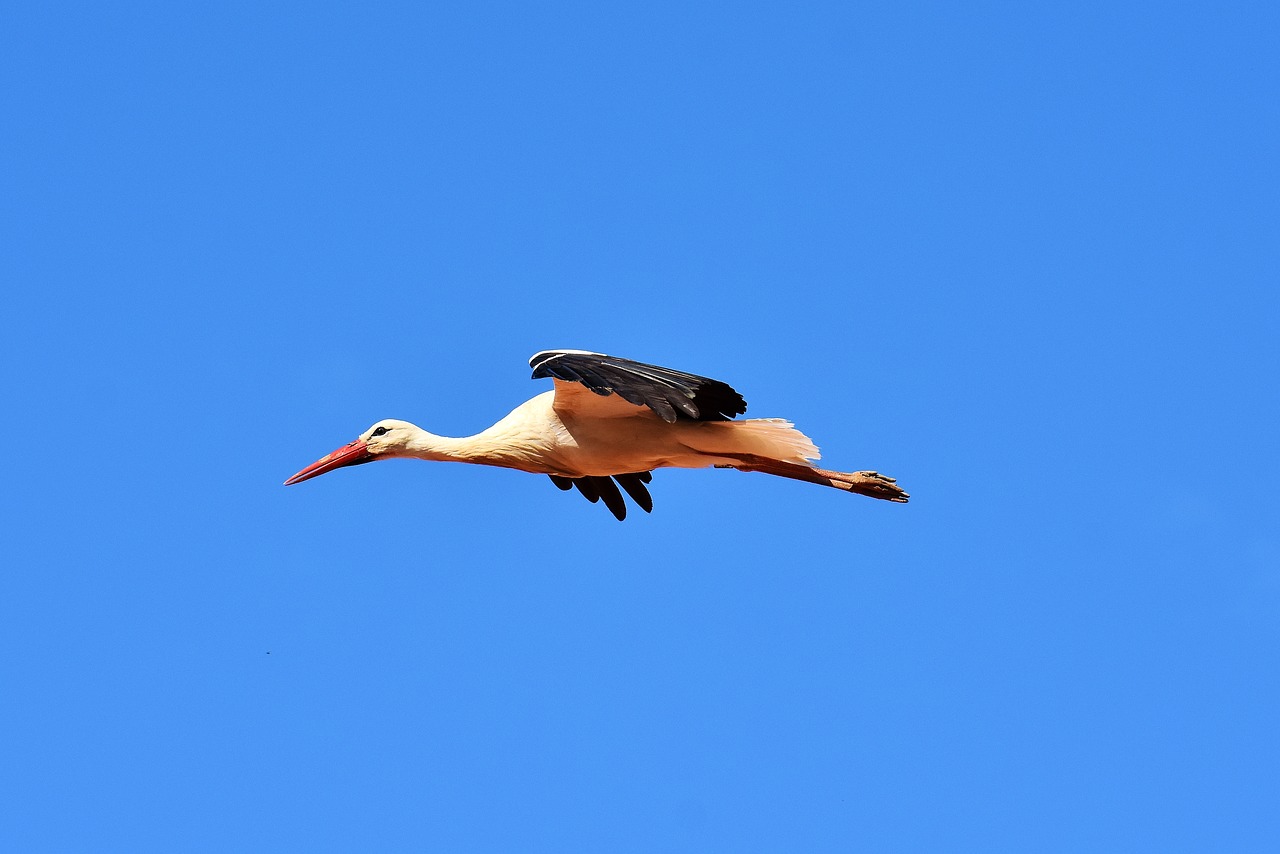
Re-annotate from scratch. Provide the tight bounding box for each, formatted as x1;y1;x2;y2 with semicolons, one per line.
285;350;908;520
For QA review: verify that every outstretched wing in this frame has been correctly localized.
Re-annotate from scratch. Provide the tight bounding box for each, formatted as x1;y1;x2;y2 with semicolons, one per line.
548;471;654;521
529;349;747;423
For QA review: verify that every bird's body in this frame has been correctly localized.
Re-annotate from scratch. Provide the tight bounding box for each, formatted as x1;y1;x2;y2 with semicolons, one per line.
402;391;815;477
286;350;908;519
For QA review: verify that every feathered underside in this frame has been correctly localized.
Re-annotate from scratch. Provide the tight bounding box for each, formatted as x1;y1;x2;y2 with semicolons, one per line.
530;350;747;422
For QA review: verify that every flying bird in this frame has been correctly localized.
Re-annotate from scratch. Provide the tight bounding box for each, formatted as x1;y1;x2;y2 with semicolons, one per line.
285;350;908;520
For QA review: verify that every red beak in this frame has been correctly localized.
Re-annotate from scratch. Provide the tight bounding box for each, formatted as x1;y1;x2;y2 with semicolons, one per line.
284;439;375;485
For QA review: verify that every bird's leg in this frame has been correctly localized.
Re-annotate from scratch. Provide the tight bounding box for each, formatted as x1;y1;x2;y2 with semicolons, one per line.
725;454;909;503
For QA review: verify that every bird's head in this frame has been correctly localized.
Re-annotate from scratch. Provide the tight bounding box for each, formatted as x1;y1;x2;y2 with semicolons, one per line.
284;419;417;485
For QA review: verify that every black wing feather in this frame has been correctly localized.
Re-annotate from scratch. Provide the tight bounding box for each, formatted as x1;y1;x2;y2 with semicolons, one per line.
594;477;627;521
549;471;655;520
572;478;600;503
530;350;747;423
613;473;654;514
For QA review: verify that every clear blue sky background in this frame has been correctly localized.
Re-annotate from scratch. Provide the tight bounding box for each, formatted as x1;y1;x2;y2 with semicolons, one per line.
3;2;1277;851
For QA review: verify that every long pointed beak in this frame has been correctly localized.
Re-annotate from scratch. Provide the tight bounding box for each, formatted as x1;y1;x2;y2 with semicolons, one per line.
284;439;374;485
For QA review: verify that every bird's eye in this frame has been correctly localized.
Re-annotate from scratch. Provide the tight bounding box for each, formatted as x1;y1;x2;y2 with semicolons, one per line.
371;426;388;437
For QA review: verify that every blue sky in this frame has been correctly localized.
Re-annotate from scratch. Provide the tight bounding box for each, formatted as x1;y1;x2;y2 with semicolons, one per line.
2;1;1277;850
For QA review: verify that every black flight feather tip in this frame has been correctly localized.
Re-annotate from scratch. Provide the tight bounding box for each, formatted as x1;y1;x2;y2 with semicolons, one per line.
547;471;655;521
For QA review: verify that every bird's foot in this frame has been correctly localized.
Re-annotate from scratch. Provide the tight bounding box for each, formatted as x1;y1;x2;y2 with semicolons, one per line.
845;471;909;503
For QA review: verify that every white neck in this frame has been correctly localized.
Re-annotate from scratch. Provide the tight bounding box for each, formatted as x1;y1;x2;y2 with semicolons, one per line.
386;401;553;474
404;428;488;464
